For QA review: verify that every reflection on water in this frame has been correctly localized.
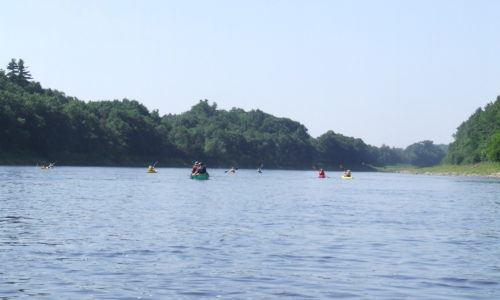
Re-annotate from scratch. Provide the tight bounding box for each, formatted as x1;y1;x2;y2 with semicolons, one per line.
0;166;499;299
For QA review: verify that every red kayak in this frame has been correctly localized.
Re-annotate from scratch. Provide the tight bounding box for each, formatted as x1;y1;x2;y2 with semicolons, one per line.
318;174;326;178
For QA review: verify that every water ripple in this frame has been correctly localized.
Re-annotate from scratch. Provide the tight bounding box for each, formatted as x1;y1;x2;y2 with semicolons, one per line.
0;167;499;299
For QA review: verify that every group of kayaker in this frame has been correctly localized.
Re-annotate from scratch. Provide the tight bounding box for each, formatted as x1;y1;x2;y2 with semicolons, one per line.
147;160;352;179
318;169;353;178
45;160;350;179
191;161;208;176
226;167;262;174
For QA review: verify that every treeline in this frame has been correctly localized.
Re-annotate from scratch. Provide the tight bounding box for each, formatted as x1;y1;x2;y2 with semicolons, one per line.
0;59;446;169
445;97;500;164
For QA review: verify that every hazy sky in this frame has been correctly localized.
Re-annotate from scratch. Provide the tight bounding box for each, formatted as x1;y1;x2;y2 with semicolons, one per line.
1;0;499;147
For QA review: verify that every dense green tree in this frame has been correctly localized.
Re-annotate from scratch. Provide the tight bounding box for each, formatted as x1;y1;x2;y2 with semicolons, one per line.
403;140;446;167
445;97;500;164
17;59;32;84
6;59;32;86
2;58;458;168
369;145;405;166
313;131;371;169
486;131;500;162
6;59;18;81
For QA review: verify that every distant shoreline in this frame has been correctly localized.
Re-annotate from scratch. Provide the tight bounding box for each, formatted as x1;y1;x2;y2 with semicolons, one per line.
385;162;500;179
3;162;500;178
396;170;500;179
0;163;373;172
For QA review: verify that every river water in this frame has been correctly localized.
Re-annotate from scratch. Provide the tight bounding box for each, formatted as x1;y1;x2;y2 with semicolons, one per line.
1;166;499;299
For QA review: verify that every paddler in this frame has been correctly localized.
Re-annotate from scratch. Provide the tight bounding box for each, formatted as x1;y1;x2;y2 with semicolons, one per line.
194;162;207;175
191;161;199;175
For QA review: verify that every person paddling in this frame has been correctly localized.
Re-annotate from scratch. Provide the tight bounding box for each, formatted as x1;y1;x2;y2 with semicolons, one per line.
344;169;351;177
147;161;159;173
191;161;199;176
194;162;207;175
318;168;326;178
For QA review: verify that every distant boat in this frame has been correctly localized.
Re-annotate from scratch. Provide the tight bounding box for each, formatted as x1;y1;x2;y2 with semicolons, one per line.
41;163;55;169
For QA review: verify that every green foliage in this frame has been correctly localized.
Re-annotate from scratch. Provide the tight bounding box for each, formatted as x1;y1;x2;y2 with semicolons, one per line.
1;59;451;168
6;58;32;86
6;59;18;80
403;140;446;167
486;130;500;162
445;97;500;164
368;144;405;166
164;100;315;168
314;131;371;169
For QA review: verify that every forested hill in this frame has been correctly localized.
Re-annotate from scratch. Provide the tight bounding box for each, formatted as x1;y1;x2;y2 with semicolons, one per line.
0;59;445;169
445;97;500;164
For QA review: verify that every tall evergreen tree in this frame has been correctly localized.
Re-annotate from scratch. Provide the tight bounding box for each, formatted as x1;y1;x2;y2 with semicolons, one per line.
6;58;18;81
17;59;32;84
6;59;32;85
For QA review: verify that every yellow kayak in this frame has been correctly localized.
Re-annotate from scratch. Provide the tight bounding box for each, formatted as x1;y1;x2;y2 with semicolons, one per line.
341;176;353;179
147;169;158;173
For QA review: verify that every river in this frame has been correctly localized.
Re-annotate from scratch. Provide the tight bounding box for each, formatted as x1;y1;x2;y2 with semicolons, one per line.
1;166;499;299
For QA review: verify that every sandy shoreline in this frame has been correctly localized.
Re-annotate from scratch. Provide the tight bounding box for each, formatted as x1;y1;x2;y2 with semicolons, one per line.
397;170;500;178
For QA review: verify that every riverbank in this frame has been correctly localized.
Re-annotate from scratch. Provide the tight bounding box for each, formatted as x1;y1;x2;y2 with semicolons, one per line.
0;151;376;171
378;162;500;178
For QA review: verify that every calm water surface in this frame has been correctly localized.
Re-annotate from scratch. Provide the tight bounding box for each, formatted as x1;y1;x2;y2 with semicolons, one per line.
1;166;499;299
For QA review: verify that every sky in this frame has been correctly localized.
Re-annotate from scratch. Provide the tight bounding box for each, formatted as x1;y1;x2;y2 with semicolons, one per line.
1;0;499;148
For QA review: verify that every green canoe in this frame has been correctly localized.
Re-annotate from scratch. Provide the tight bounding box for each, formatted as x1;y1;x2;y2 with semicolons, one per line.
190;173;209;180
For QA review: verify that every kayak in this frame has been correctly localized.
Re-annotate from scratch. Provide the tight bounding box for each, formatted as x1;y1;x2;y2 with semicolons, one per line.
190;173;209;180
147;169;158;173
318;174;326;178
341;176;353;179
40;166;53;169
